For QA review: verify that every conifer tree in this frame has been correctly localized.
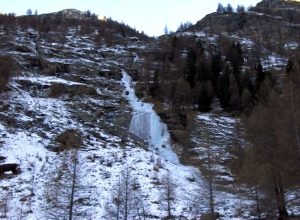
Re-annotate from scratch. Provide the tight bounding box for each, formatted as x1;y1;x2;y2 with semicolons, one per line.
184;48;197;87
211;52;223;88
236;5;245;13
255;63;265;91
226;4;234;13
193;80;214;111
229;72;241;110
226;42;243;83
217;63;231;109
217;3;225;13
26;9;32;16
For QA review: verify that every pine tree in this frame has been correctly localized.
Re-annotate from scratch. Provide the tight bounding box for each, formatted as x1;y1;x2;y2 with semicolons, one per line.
217;64;231;109
164;25;169;35
226;42;243;83
226;4;234;13
284;58;300;152
236;5;245;13
241;87;253;111
26;9;32;16
169;36;179;63
217;3;225;13
196;58;211;82
211;51;223;88
193;80;214;112
173;79;192;110
229;72;241;110
184;48;197;87
254;62;271;102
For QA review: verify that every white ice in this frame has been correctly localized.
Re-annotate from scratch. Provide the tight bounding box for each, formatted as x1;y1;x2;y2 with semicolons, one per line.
121;70;179;164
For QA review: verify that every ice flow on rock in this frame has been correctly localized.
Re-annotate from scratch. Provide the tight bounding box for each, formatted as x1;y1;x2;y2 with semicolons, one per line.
121;70;179;164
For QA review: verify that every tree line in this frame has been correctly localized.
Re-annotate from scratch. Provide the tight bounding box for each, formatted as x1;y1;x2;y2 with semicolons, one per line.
0;10;147;47
139;34;268;114
216;3;247;14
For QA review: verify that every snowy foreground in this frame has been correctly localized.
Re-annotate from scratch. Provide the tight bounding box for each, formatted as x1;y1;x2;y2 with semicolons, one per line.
0;70;206;219
0;69;251;219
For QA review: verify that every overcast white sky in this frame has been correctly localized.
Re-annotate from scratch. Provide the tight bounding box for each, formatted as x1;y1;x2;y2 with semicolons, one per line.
1;0;262;36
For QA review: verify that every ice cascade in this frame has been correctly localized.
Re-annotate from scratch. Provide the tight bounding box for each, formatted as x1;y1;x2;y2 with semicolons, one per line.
122;70;179;164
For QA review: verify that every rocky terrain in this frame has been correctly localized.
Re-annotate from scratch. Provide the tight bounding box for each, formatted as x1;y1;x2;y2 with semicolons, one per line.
0;11;217;220
0;0;299;219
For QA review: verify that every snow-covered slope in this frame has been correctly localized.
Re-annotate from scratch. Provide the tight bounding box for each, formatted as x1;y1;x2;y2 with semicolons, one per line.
1;4;299;218
0;26;212;219
0;23;270;219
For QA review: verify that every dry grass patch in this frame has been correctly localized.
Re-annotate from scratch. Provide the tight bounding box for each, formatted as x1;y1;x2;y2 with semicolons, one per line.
54;129;83;152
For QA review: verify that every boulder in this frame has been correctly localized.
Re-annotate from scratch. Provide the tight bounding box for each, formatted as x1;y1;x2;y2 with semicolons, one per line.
0;163;21;175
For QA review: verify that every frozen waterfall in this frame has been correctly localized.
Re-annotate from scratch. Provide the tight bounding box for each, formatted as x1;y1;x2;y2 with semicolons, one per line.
122;70;179;164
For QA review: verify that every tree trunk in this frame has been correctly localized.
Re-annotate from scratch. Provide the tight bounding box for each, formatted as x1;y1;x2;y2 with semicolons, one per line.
116;178;121;220
124;178;128;220
124;168;130;220
207;149;215;215
288;83;300;152
274;177;288;220
254;186;261;220
69;151;78;220
167;180;172;219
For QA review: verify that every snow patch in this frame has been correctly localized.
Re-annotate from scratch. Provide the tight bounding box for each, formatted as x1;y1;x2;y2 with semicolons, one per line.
284;42;299;50
261;53;288;70
16;76;85;86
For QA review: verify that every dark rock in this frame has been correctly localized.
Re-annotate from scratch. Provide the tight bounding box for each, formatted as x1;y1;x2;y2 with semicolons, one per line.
0;156;7;161
186;175;196;182
0;163;21;175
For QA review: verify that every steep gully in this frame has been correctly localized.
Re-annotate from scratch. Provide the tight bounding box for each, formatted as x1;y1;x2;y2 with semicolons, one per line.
122;70;179;164
121;69;204;182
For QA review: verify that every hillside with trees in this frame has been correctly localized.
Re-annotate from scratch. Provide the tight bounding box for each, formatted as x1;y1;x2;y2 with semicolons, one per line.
0;0;299;219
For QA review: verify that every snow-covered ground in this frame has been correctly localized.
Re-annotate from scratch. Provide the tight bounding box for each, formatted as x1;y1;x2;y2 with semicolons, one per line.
189;110;258;218
1;27;212;220
0;17;298;219
261;53;288;70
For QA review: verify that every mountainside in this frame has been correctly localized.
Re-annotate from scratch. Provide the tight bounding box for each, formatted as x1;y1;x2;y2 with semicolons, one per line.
124;0;300;218
0;1;299;219
0;10;225;220
183;0;299;68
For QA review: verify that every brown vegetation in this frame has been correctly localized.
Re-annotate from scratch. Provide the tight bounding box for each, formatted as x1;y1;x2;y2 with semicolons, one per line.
54;129;83;152
0;56;18;91
235;55;300;219
49;83;97;98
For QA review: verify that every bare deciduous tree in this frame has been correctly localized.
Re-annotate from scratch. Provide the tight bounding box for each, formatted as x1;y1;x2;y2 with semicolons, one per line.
240;84;300;219
161;171;175;219
106;166;147;220
44;149;79;220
